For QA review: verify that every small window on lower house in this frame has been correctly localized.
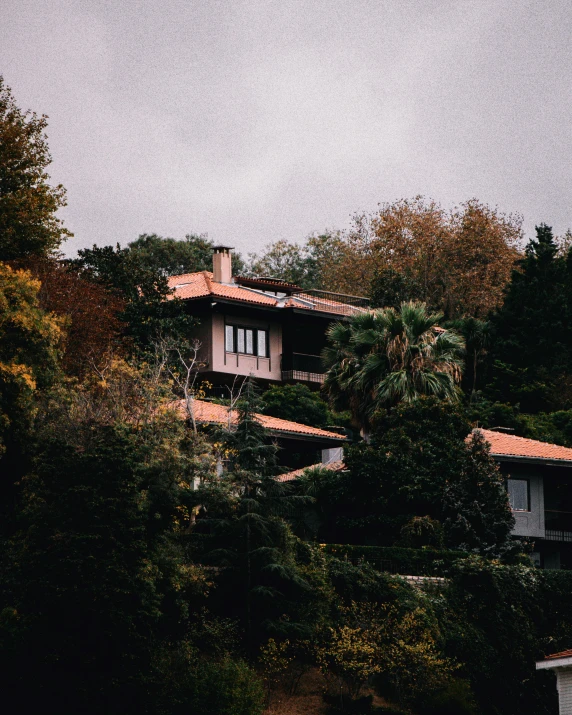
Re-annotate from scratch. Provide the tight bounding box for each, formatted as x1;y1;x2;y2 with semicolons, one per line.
508;479;529;511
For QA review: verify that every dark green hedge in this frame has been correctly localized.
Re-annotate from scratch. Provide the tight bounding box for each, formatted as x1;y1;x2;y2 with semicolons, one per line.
321;544;469;576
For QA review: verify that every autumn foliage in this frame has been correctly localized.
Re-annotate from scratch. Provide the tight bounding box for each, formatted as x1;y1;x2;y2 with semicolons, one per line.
0;77;71;260
28;258;126;376
348;197;521;317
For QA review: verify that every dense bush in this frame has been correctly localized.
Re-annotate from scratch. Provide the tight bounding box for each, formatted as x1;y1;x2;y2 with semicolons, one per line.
323;545;469;577
303;398;516;557
166;656;265;715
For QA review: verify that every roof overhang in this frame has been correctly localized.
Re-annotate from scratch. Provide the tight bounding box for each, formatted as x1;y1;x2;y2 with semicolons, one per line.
492;454;572;468
270;430;346;445
537;656;572;670
290;307;353;321
194;419;345;446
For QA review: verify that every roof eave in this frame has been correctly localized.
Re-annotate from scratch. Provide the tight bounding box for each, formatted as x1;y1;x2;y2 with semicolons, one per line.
194;419;345;444
492;453;572;467
268;429;347;444
536;655;572;670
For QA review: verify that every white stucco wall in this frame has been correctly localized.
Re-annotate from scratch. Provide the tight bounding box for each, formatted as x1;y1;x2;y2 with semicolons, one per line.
557;668;572;715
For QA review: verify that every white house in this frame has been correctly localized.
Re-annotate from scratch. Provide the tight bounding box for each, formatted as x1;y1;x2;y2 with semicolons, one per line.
537;649;572;714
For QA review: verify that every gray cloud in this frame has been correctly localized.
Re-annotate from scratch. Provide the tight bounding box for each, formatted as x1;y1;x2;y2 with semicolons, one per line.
2;0;571;257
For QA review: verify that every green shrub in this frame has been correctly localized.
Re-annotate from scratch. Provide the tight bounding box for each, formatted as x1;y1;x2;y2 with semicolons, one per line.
399;516;445;549
322;544;468;577
418;677;477;715
183;657;265;715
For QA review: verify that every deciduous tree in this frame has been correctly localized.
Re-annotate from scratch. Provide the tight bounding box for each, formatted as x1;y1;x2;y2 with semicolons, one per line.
27;257;126;376
72;243;195;347
0;264;62;486
126;232;245;277
0;76;71;260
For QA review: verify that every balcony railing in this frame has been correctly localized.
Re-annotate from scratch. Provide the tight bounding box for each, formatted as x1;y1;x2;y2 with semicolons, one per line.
295;289;369;317
544;510;572;541
281;353;325;384
545;530;572;542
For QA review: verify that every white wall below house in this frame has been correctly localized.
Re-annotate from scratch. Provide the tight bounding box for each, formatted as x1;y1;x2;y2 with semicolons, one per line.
557;668;572;715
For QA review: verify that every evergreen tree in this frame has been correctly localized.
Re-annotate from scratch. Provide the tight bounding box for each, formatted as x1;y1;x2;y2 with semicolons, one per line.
0;424;194;713
196;379;317;650
443;430;516;557
304;398;515;556
260;383;330;428
488;224;572;411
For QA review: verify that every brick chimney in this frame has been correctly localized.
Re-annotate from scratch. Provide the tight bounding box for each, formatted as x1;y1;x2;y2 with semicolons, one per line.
212;246;233;284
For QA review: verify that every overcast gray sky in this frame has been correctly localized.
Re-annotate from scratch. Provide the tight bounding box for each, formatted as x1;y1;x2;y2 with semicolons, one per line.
2;0;571;257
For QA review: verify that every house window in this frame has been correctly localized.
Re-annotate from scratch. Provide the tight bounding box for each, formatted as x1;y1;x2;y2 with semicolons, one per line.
225;324;269;357
508;479;529;511
257;330;267;358
245;329;254;354
225;325;234;352
237;328;245;353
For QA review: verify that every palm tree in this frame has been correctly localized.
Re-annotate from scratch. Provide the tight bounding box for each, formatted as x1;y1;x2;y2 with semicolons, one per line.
322;301;465;428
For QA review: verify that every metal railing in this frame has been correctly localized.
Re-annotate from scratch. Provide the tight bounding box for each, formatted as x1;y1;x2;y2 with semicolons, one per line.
545;510;572;534
281;352;325;384
302;289;369;307
545;529;572;543
296;289;369;316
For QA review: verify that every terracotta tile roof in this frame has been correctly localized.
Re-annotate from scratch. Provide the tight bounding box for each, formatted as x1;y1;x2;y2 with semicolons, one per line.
476;429;572;463
544;649;572;660
168;271;278;306
171;398;346;442
277;459;345;482
168;272;211;300
167;271;362;315
276;429;572;483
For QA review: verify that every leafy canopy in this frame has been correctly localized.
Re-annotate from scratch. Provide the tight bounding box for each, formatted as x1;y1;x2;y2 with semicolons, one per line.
260;383;330;428
72;243;195;347
0;264;62;472
126;232;245;277
0;76;71;260
303;397;515;556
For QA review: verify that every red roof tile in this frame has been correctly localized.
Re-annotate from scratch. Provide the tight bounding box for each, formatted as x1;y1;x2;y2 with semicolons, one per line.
277;429;572;483
544;649;572;660
171;399;346;442
277;460;345;482
476;429;572;463
168;272;278;306
167;271;363;316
